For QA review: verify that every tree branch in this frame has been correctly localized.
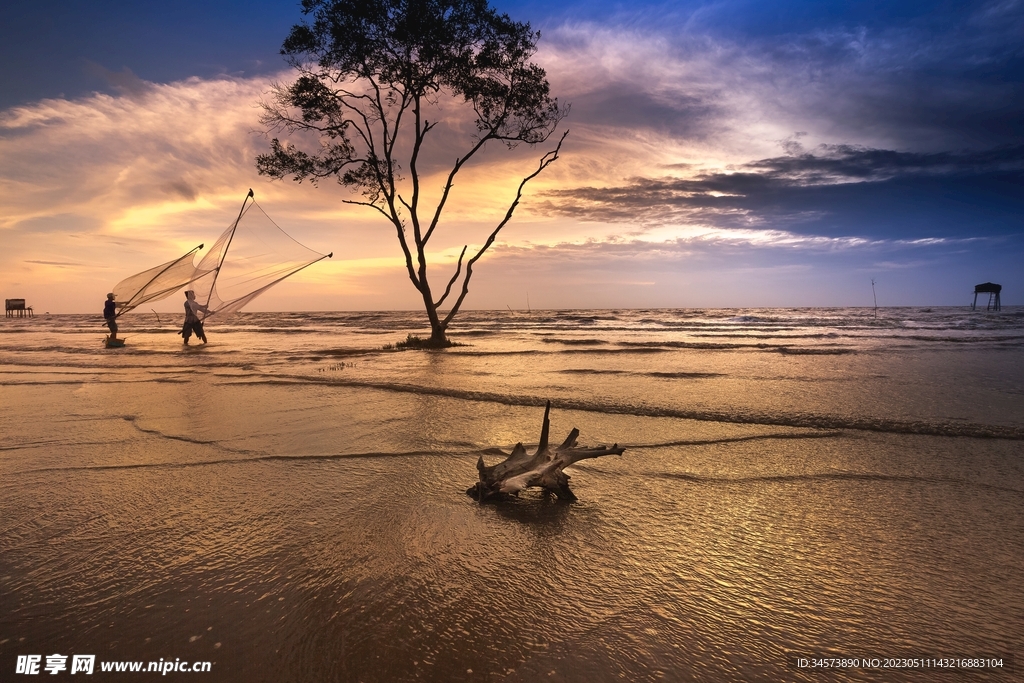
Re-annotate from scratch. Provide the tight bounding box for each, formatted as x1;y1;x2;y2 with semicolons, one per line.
423;131;496;245
434;245;468;309
441;129;568;328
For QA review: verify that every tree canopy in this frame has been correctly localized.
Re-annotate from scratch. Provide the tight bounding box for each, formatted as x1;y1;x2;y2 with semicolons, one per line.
257;0;567;344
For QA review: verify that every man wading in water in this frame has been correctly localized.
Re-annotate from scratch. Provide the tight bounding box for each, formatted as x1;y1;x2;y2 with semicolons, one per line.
103;292;120;342
180;290;209;345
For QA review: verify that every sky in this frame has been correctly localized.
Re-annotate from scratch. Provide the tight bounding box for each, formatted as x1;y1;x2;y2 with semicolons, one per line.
1;0;1022;313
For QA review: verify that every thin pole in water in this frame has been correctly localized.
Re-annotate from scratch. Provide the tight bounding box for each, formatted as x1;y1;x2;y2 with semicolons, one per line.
871;278;878;318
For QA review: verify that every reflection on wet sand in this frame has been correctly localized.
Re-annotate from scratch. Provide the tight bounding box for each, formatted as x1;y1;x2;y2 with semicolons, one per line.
1;308;1021;681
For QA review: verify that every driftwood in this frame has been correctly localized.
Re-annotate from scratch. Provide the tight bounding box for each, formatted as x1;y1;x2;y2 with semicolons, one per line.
467;402;625;502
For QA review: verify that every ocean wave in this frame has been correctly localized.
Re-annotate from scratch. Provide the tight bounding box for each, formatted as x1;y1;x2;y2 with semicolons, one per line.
451;329;498;337
690;332;842;339
621;340;754;350
6;448;496;477
448;348;668;356
541;338;611;346
303;348;372;358
0;378;190;386
121;415;261;452
0;438;131;452
552;313;618;323
250;375;1024;440
727;315;775;323
557;369;628;375
12;310;1024;349
776;347;856;355
557;369;725;379
896;334;1024;344
652;471;1024;495
617;340;858;354
647;371;728;378
626;432;843;448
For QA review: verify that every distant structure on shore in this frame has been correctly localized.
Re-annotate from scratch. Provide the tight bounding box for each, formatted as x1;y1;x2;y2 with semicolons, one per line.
5;298;33;318
972;283;1002;311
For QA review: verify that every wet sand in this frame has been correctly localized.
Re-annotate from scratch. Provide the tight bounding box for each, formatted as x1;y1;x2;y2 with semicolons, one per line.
2;309;1022;681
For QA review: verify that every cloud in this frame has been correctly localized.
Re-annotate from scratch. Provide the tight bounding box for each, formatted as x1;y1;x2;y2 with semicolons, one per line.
81;62;152;97
535;143;1024;240
743;143;1024;181
503;5;1023;265
0;70;602;311
0;76;269;236
539;0;1024;157
24;259;84;267
3;2;1022;311
0;73;361;311
456;228;1023;308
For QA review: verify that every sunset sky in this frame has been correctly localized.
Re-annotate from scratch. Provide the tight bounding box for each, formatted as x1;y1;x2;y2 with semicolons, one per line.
2;0;1022;313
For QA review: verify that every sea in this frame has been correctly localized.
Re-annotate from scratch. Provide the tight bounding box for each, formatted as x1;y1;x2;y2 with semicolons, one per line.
1;307;1022;681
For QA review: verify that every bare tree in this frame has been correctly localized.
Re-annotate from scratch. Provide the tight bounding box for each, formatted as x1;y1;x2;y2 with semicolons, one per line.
257;0;567;346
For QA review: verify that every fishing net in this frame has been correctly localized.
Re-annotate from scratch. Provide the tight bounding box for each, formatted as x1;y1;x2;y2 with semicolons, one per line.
188;199;331;321
111;193;331;322
112;246;204;317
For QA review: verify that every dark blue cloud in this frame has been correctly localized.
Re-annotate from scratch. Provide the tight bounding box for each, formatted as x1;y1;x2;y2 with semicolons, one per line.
539;1;1024;150
520;1;1023;250
540;144;1024;240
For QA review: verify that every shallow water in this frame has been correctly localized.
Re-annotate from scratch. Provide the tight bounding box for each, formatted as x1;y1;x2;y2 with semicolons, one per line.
2;308;1022;681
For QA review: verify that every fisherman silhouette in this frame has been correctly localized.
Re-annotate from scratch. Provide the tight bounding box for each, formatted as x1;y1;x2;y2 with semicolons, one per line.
180;290;209;344
103;293;119;341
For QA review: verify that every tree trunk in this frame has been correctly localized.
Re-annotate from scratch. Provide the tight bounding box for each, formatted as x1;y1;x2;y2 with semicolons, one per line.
429;320;449;346
467;402;625;502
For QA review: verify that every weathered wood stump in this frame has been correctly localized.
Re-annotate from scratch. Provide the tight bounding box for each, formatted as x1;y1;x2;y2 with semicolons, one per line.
467;402;625;502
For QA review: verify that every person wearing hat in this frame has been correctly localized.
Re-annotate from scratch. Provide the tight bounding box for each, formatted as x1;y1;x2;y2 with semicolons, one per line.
180;290;209;345
103;292;119;342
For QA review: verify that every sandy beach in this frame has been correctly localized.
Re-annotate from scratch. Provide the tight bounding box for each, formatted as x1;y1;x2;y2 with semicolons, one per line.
2;308;1022;681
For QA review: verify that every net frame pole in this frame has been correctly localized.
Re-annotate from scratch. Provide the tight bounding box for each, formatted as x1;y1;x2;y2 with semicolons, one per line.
204;188;254;310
